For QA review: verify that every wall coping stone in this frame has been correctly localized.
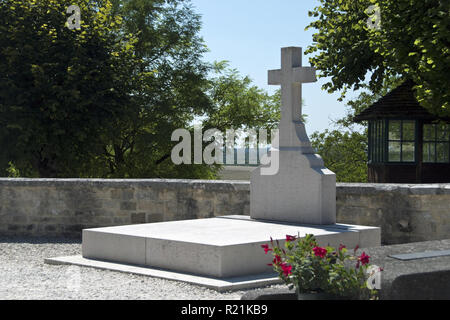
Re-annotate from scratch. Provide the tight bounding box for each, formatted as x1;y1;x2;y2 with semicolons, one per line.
1;179;449;194
0;178;251;191
336;183;450;195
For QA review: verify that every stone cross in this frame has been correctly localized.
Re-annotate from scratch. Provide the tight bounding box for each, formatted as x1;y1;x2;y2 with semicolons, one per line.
251;46;336;226
268;47;316;148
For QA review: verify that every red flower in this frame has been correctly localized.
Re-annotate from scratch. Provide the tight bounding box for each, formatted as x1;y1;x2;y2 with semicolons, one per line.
339;244;346;251
272;255;282;266
261;244;272;254
359;252;370;266
280;263;292;276
313;246;327;258
286;235;297;242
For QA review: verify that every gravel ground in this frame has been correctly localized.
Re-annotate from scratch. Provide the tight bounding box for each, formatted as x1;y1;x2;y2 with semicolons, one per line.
0;236;284;300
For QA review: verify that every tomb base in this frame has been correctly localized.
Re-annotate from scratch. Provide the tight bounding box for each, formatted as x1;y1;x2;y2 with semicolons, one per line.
82;215;380;278
47;216;380;290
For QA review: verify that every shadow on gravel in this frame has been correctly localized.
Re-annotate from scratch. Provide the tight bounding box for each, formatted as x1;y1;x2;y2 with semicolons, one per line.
0;236;81;244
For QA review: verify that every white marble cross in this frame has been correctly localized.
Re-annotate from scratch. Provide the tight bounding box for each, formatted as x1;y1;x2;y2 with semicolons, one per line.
268;47;316;124
250;46;337;226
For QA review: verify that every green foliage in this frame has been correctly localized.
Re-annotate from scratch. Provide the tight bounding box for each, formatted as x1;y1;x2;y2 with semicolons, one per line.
0;0;147;177
89;0;214;178
311;129;368;182
204;62;280;133
305;0;450;116
0;0;280;178
6;162;21;178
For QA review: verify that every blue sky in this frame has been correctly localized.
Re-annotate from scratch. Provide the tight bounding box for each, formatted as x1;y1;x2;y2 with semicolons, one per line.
190;0;361;134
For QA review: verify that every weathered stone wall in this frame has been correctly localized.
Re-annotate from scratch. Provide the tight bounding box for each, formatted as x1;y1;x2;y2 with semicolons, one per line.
0;179;449;244
336;183;450;244
0;179;250;238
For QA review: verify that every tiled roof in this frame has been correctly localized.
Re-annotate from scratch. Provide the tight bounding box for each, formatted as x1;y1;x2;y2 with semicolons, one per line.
353;80;439;122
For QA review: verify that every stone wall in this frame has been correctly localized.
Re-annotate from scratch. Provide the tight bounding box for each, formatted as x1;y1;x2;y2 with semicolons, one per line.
0;179;250;238
336;183;450;244
0;179;449;244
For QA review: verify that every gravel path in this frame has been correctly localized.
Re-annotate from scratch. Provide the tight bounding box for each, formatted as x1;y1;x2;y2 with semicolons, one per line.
0;237;284;300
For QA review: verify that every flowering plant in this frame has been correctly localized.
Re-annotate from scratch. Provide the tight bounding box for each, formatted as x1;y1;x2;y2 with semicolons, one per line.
262;234;381;300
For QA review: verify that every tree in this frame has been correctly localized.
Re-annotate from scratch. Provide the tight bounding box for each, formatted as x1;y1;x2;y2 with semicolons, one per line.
204;62;280;133
103;1;281;178
0;0;281;178
90;0;214;178
305;0;449;117
0;0;147;177
311;129;368;183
